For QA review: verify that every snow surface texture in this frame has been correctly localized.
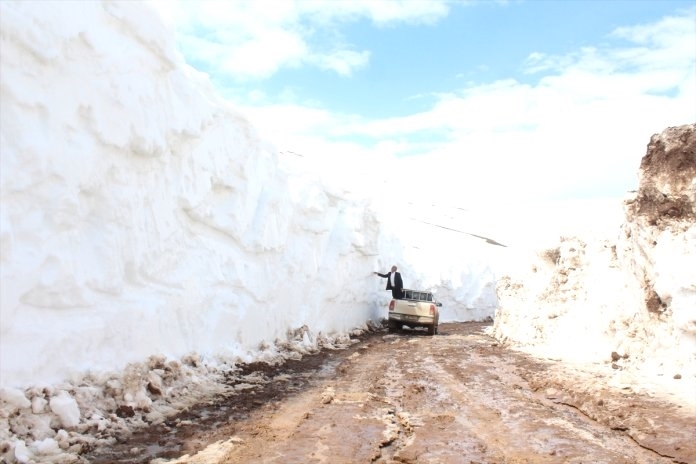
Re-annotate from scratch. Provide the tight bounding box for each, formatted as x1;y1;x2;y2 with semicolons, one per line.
0;1;507;394
493;123;696;406
1;2;683;462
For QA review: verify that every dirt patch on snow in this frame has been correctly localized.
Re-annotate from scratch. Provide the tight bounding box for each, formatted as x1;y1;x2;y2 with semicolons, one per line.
627;123;696;225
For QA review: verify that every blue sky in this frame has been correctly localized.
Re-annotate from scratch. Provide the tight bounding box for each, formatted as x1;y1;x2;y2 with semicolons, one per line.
153;0;696;205
241;0;692;117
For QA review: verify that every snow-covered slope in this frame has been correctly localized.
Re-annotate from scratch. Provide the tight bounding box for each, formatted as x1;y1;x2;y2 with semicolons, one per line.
493;123;696;402
0;1;379;389
0;1;498;391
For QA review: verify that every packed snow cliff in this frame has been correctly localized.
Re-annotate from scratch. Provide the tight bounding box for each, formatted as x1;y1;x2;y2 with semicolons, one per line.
0;1;499;391
493;123;696;404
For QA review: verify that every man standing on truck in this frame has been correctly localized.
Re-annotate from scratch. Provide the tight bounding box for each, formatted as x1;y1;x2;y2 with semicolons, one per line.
374;265;404;299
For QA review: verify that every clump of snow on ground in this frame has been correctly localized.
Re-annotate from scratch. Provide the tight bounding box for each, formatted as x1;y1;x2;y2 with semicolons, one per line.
0;323;379;463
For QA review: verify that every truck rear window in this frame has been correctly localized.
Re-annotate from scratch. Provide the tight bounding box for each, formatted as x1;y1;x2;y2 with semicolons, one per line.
404;290;433;301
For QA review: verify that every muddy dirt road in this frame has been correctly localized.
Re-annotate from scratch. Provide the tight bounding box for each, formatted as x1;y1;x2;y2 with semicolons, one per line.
89;322;694;464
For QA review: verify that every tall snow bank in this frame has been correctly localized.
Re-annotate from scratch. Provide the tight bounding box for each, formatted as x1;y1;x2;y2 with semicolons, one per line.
492;124;696;402
0;1;500;393
616;124;696;373
0;1;385;389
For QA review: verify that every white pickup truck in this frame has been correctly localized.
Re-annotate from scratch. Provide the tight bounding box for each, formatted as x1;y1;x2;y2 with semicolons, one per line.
387;289;442;335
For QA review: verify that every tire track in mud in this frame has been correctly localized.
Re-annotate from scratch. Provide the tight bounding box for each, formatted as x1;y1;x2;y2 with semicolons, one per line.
399;331;671;463
93;323;691;464
326;326;677;464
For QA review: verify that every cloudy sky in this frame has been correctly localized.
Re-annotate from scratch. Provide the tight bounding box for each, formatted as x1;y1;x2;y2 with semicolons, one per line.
152;0;696;206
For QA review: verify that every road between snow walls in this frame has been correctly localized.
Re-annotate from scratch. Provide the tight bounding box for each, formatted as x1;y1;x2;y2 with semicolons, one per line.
0;3;497;462
2;2;694;463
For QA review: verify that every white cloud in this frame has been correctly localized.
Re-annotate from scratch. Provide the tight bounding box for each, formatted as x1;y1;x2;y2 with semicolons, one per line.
311;49;371;76
223;28;308;77
151;1;694;205
230;8;695;206
150;0;450;80
343;0;450;25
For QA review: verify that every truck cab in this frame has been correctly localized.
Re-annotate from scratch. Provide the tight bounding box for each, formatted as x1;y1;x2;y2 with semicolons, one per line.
388;289;442;335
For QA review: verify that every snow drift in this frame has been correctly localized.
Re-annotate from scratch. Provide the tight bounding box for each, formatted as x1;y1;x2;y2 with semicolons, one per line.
493;123;696;402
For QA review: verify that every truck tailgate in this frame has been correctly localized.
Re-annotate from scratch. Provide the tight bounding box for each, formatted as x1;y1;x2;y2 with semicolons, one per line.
393;301;434;320
396;301;428;316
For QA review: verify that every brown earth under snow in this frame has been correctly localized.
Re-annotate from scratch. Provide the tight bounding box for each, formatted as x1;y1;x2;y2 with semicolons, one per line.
86;322;694;464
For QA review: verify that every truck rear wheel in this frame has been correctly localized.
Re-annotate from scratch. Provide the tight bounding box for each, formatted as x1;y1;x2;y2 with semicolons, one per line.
428;324;436;336
388;321;399;333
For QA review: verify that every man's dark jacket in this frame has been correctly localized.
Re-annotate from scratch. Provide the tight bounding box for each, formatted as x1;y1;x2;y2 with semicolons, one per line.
377;271;404;298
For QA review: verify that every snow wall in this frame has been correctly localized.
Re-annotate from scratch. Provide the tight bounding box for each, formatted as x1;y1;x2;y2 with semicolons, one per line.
493;124;696;389
0;2;499;388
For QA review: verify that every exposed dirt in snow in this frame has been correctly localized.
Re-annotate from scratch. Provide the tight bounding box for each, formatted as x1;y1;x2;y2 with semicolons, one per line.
629;124;696;225
83;322;693;464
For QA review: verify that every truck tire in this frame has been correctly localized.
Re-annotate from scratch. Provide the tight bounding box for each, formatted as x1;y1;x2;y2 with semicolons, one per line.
388;321;399;333
427;324;436;336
